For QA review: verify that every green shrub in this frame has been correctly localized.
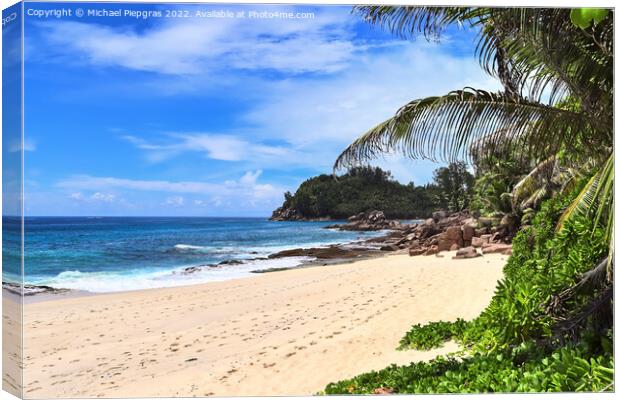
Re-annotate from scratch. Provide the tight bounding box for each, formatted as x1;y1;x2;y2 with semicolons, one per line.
398;319;468;350
465;206;607;351
324;340;613;394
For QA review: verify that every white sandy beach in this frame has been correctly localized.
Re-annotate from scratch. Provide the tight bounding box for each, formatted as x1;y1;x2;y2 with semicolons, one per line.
2;292;23;397
20;252;506;397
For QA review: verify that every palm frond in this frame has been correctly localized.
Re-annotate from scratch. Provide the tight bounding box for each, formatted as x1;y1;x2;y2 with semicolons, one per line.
511;156;556;210
522;187;550;211
333;88;586;172
557;154;613;238
557;153;614;279
511;156;590;211
353;6;613;136
351;6;479;41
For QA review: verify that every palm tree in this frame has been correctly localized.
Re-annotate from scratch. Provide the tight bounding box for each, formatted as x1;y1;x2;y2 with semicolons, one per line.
334;7;613;275
333;8;613;337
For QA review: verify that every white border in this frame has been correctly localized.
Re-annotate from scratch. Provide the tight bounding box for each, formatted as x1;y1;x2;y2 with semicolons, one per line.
0;1;617;400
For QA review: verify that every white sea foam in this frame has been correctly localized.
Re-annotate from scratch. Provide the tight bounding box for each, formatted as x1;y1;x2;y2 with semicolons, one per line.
171;239;373;259
173;244;207;250
32;256;313;293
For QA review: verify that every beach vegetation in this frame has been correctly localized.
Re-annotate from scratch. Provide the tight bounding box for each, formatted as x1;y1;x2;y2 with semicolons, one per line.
324;340;613;394
325;193;613;393
333;7;613;248
398;319;468;350
324;6;613;394
277;166;436;219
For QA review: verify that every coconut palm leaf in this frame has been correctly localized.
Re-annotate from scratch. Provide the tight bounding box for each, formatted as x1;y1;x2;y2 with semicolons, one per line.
333;88;586;171
353;7;613;117
352;7;525;96
352;6;478;41
558;154;613;238
522;187;550;212
511;156;556;210
494;9;612;107
557;153;614;278
511;156;589;211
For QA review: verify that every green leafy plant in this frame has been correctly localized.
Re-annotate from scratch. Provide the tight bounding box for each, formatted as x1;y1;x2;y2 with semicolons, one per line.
324;341;613;394
570;8;610;29
398;319;468;350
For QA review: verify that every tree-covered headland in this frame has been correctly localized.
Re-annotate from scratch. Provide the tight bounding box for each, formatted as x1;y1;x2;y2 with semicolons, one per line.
271;163;474;220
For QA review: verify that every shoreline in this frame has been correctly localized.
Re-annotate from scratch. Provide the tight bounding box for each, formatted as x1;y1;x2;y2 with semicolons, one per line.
21;251;507;397
5;226;404;302
4;247;403;305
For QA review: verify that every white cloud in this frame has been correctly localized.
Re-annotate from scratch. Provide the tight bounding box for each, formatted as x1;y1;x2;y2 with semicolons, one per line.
58;175;221;193
118;42;500;180
178;134;249;161
122;133;289;163
238;170;261;185
33;7;359;76
239;43;501;180
69;191;117;203
164;196;185;207
57;170;284;209
246;44;500;149
91;192;116;203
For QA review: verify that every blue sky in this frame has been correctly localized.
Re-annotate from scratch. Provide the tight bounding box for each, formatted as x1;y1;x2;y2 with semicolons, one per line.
3;2;22;217
22;2;499;217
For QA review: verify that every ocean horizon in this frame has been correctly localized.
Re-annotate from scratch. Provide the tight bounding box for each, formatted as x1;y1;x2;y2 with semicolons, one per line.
4;216;397;293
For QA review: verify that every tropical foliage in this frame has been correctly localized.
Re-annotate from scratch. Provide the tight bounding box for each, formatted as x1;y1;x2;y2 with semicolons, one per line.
331;5;614;326
324;6;613;394
325;193;613;393
324;343;613;394
398;319;468;351
333;7;613;250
